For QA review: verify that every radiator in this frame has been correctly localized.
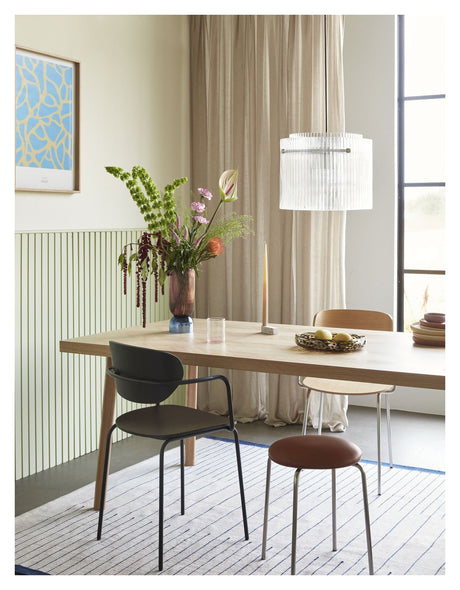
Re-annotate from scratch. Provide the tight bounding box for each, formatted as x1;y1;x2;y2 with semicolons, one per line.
15;230;173;479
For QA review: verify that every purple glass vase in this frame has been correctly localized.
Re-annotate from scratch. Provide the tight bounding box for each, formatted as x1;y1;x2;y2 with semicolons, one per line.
169;269;195;333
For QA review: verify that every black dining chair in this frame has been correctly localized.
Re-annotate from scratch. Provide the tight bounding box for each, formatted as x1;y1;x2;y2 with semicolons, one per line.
96;340;249;571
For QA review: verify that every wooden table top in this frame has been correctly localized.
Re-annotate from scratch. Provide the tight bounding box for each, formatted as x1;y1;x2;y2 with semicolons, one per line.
60;318;445;390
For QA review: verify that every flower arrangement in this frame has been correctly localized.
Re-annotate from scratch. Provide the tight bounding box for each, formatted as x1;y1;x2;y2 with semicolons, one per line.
106;165;253;327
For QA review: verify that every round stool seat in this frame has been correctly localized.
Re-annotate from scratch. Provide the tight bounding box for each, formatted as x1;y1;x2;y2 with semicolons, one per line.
269;435;362;470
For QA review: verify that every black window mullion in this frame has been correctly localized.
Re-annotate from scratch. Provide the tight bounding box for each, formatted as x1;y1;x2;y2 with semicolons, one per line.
397;15;405;332
404;94;446;101
404;182;445;188
404;269;445;275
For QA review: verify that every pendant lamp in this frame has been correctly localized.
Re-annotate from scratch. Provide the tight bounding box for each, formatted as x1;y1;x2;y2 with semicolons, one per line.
279;17;373;211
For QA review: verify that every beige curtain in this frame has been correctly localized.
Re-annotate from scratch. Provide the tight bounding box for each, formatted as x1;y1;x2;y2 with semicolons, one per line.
190;15;347;429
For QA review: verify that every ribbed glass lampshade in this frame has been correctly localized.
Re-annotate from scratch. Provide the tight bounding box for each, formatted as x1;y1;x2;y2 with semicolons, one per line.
279;132;373;211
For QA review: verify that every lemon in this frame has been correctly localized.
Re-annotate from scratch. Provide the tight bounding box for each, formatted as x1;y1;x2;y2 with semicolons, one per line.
333;332;352;341
314;328;333;340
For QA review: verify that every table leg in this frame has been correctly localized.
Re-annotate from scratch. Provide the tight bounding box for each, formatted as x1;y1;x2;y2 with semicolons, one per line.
93;356;117;510
185;365;198;466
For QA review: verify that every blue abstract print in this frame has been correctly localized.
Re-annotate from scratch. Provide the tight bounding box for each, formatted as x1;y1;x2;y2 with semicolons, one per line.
16;53;73;171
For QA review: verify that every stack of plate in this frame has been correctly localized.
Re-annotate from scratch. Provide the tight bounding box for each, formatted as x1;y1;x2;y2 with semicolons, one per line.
411;312;445;347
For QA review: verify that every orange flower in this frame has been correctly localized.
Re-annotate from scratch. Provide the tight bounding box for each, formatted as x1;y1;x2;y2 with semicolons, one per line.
207;237;224;256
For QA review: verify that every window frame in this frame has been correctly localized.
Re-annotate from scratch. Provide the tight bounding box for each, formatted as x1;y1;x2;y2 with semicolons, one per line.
396;15;446;332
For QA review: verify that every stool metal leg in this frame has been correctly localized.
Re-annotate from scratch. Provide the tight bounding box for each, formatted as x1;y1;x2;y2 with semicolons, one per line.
291;468;302;575
331;469;337;551
261;457;272;560
386;394;393;468
354;463;374;575
376;393;382;495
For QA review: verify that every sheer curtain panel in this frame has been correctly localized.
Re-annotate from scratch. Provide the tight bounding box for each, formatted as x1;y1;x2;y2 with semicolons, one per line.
189;15;348;429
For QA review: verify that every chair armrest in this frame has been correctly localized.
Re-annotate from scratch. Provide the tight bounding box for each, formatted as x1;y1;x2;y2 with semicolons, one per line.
106;369;236;429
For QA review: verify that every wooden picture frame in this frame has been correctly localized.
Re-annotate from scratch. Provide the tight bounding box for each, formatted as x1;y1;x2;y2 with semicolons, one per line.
15;46;80;193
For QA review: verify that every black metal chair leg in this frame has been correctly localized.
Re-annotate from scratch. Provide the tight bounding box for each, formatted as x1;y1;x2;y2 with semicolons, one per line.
232;429;249;540
158;440;169;572
180;439;185;515
96;424;117;540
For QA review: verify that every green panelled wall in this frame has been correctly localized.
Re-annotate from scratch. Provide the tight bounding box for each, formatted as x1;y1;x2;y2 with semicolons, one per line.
15;230;179;479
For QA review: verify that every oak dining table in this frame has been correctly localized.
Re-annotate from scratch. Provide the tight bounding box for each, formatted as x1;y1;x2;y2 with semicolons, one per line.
59;318;445;509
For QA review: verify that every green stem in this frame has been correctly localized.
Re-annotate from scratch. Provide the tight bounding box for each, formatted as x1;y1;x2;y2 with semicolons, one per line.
204;199;223;236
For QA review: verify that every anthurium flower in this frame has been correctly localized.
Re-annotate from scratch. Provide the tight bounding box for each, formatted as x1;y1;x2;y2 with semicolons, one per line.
191;201;206;213
219;169;238;202
198;187;213;200
207;237;224;256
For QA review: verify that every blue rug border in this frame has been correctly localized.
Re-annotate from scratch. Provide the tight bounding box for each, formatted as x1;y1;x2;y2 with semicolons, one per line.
206;435;446;475
15;564;49;575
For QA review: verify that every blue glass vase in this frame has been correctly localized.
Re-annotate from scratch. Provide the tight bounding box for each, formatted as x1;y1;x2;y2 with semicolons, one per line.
169;269;195;333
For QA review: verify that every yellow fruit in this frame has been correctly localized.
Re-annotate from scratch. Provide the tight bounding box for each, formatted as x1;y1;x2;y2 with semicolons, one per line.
314;328;333;340
333;332;352;341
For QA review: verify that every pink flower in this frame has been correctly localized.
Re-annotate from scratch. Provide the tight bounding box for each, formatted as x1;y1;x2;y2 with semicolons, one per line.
197;187;213;200
191;201;206;213
194;215;209;224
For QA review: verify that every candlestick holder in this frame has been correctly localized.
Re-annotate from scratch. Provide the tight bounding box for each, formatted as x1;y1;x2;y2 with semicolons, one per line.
261;324;279;335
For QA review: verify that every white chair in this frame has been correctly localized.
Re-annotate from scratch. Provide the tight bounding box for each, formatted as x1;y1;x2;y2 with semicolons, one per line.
299;309;395;495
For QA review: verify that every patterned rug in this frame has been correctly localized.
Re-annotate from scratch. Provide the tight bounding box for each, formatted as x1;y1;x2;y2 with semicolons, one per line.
15;437;445;575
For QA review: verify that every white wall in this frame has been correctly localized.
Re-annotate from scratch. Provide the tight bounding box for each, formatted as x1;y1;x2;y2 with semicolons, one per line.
15;15;191;231
14;14;443;416
344;15;444;415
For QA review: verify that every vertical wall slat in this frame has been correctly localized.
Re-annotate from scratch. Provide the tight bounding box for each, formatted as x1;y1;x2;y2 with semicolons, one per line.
15;229;174;479
48;232;57;468
15;234;23;477
34;234;43;473
41;234;50;470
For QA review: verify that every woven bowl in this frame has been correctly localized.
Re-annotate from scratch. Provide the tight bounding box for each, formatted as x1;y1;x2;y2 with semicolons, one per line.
295;332;366;352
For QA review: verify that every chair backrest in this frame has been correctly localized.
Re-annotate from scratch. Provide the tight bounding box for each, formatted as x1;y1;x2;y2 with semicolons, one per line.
108;340;184;405
313;309;393;332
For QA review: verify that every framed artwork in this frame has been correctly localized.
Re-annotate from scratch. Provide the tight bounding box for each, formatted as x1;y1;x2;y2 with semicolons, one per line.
15;46;80;192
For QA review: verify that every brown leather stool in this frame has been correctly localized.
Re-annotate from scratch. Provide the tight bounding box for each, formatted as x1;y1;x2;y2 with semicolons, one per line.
261;435;374;575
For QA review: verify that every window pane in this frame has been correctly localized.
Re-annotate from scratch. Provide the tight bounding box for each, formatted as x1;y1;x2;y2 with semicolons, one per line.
404;187;445;270
404;15;445;96
403;273;445;332
404;98;444;183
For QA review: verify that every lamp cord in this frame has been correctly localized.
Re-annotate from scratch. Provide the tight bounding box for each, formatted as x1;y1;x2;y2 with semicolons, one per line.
324;15;328;133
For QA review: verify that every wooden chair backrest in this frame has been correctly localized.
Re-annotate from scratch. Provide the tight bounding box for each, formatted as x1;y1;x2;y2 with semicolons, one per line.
313;309;393;332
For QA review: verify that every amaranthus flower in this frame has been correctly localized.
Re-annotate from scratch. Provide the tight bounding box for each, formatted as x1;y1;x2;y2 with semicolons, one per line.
219;169;238;202
194;215;209;224
191;201;206;213
207;237;224;256
198;187;213;200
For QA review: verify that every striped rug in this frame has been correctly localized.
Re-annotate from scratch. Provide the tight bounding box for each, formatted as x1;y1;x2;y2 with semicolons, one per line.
15;437;445;576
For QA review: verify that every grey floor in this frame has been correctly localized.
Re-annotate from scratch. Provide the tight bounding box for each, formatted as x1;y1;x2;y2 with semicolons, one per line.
15;406;445;517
